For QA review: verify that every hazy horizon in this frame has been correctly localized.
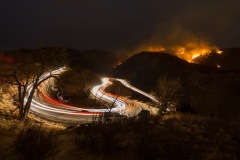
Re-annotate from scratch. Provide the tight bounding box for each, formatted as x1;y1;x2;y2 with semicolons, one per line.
1;0;240;52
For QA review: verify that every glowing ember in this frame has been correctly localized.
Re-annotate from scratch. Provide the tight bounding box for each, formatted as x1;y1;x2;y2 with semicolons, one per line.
144;46;166;52
145;46;166;52
217;50;223;54
113;61;123;68
135;44;166;53
116;61;122;66
192;54;200;60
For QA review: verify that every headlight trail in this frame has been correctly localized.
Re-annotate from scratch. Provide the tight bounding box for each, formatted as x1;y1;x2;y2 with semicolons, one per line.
25;68;127;122
26;67;172;122
115;78;159;103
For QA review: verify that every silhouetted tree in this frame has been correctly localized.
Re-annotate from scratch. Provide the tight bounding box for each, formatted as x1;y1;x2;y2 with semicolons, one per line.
154;76;182;114
2;48;67;121
102;81;130;124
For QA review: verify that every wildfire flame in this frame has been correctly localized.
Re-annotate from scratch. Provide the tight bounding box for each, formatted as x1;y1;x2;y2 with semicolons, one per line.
143;46;166;52
216;50;223;54
166;41;222;62
134;44;166;53
137;42;222;63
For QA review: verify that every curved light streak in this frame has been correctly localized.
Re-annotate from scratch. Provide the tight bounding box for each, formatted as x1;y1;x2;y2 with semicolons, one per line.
25;67;126;122
25;67;173;122
115;78;159;103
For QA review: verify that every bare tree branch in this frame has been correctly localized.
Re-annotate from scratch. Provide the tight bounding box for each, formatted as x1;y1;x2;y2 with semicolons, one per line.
2;48;67;121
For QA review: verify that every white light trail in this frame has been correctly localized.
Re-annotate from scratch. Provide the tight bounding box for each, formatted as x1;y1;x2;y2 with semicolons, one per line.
116;79;159;103
25;68;126;122
26;67;174;122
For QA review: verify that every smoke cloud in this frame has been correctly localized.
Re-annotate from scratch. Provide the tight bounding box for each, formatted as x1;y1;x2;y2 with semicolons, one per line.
0;0;239;55
128;0;240;60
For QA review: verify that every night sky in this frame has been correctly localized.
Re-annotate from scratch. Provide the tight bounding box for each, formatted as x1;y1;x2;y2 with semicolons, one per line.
1;0;240;52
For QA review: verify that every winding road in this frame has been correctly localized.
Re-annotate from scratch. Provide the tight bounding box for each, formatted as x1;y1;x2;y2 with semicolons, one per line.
26;67;173;122
25;68;143;122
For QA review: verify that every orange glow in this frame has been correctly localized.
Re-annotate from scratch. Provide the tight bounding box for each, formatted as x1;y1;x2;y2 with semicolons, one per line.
134;44;166;53
137;42;220;63
117;61;122;65
144;46;166;52
113;61;123;68
170;42;218;62
217;50;223;54
192;53;200;59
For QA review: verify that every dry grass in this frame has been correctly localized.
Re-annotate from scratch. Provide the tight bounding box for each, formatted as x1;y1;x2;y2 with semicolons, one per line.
14;124;58;160
0;112;239;160
72;113;240;160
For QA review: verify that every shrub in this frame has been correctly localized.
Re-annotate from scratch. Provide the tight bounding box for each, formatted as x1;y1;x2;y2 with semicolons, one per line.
14;124;58;160
75;122;123;156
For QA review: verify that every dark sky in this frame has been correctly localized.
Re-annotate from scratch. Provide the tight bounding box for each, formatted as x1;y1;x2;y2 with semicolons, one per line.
1;0;240;52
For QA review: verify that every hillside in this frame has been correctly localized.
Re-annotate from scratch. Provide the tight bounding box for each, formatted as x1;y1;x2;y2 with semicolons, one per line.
113;52;220;91
195;48;240;70
5;47;120;74
113;51;240;119
1;48;240;159
3;48;240;118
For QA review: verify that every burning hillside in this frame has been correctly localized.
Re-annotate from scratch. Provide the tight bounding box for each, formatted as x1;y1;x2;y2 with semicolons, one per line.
133;27;222;63
135;42;222;63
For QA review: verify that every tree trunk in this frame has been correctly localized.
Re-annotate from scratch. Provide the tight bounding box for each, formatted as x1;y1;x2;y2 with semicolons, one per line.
19;103;24;120
20;85;36;121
